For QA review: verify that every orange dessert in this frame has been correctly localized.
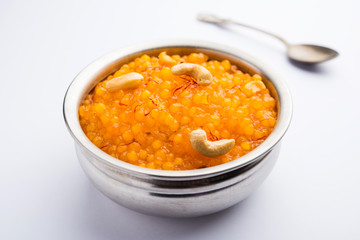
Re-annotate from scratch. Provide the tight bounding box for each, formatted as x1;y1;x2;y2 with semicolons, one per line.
78;52;277;170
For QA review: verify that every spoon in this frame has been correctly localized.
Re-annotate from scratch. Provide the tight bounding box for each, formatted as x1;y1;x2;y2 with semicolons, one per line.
197;13;339;64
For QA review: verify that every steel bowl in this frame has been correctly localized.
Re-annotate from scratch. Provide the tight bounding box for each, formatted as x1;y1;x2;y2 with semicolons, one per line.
63;40;292;217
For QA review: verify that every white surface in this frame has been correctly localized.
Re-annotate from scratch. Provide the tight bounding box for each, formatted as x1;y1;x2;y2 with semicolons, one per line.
1;0;359;239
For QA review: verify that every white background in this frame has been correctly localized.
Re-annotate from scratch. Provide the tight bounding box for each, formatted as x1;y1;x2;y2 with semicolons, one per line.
1;0;359;239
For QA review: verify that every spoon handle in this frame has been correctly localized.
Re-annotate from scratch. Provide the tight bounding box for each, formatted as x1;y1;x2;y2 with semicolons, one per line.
197;13;289;46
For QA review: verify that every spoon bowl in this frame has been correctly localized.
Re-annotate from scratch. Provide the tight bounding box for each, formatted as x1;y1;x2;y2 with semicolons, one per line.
286;44;339;64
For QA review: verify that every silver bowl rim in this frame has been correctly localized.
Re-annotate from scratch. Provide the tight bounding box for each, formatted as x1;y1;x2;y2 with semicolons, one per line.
63;39;292;179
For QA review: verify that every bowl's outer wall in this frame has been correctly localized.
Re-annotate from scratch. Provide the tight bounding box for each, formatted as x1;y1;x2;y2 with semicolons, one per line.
76;142;280;217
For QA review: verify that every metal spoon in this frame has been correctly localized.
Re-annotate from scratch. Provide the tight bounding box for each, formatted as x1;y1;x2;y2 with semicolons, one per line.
197;13;339;64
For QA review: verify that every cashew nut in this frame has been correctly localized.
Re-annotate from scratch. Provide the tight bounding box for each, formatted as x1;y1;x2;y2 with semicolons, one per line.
159;51;176;66
105;72;143;92
190;129;235;157
171;63;212;86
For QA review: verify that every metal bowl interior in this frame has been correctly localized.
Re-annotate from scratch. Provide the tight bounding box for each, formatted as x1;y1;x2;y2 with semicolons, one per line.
63;40;292;180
